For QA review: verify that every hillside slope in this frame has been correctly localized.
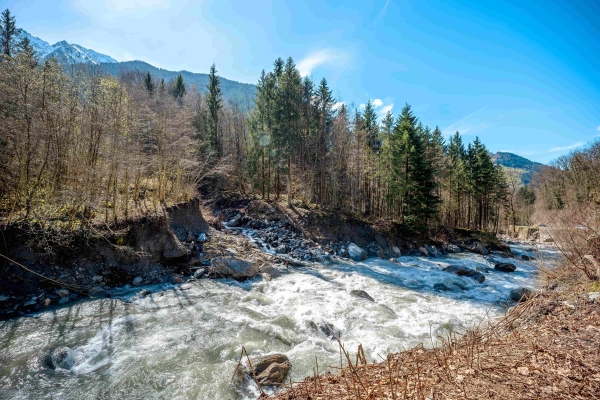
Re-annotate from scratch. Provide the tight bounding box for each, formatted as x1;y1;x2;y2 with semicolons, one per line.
491;152;544;185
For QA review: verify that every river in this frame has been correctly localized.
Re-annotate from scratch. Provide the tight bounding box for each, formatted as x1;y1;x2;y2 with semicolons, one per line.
0;241;560;399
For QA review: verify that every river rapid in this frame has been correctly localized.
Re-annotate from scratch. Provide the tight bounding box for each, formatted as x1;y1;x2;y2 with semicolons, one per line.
0;241;560;400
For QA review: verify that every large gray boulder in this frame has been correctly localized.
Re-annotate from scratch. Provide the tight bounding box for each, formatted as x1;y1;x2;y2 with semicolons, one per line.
209;257;260;280
510;287;533;302
442;243;461;253
43;347;74;370
443;265;485;283
347;243;367;261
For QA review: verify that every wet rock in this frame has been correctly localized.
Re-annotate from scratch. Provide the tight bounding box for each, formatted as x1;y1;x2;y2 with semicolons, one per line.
275;245;287;254
347;243;367;261
434;281;467;291
495;263;516;273
392;246;402;256
418;247;429;256
350;290;375;302
250;354;292;387
197;233;207;242
193;268;207;279
443;265;485;283
442;243;461;253
43;347;74;370
377;249;386;259
92;275;103;284
57;289;70;298
318;322;340;339
132;276;143;286
69;293;78;300
471;242;489;255
520;254;535;261
226;215;242;228
476;266;489;273
0;295;7;302
58;297;70;305
210;257;260;280
510;287;533;302
138;289;151;297
427;246;440;257
43;298;51;306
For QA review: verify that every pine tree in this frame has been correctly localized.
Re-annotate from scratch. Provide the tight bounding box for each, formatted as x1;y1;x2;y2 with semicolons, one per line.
171;74;186;103
0;9;20;57
315;77;335;207
205;63;223;156
144;72;154;93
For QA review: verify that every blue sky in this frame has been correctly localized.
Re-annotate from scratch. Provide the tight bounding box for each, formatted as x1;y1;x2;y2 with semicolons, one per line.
4;0;599;163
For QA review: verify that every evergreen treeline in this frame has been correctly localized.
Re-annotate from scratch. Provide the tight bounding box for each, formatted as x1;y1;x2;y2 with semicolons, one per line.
246;57;507;231
0;9;508;233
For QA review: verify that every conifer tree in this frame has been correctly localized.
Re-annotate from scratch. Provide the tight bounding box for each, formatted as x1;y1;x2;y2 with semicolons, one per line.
0;9;20;57
171;74;186;103
144;72;154;93
205;63;223;155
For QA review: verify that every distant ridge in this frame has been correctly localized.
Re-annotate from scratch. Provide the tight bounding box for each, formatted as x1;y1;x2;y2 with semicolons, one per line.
97;60;256;106
19;30;256;105
491;152;544;185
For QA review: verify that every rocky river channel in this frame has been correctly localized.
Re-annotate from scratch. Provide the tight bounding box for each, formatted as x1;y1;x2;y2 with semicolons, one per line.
0;234;561;400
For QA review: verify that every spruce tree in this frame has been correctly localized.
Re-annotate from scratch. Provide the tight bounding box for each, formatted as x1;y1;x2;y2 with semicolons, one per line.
171;74;186;103
205;63;223;156
144;72;154;93
0;9;20;57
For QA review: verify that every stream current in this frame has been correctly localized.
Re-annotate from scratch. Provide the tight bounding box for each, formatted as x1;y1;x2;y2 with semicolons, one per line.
0;240;560;399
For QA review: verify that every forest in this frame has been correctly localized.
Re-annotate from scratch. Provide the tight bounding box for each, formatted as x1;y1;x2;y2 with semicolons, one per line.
0;9;512;235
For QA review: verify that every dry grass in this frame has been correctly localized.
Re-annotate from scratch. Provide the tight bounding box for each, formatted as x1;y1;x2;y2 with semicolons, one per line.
271;266;600;400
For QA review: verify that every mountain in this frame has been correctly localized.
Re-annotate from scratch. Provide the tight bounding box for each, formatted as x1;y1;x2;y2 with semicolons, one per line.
491;152;544;185
18;31;255;105
98;60;256;106
18;30;117;64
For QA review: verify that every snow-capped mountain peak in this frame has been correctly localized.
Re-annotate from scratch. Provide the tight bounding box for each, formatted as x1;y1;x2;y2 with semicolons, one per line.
16;30;117;64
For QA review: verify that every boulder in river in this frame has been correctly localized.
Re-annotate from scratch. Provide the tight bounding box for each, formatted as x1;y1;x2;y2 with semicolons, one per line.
209;257;260;280
226;214;242;228
442;243;461;253
434;281;467;291
510;287;533;302
350;290;375;302
347;243;367;261
132;276;143;286
43;347;74;370
494;263;517;272
470;241;489;255
520;254;535;261
246;354;292;387
418;247;429;256
427;246;440;257
443;265;485;283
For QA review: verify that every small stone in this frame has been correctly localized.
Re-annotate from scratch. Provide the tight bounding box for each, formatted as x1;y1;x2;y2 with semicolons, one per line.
193;268;206;279
57;289;70;298
418;247;429;256
392;246;401;256
44;347;74;370
58;297;70;305
510;287;533;302
92;275;103;284
197;233;208;242
0;295;8;302
44;298;51;306
132;276;143;286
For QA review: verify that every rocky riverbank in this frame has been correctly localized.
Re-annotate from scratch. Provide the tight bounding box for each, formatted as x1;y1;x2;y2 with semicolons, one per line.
0;196;518;320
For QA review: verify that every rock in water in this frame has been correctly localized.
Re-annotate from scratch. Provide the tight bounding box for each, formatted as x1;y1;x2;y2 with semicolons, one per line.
43;347;74;370
521;254;535;261
350;290;375;302
249;354;292;387
132;276;143;286
209;257;260;280
471;242;489;255
347;243;367;261
443;265;485;283
494;263;517;272
442;243;461;253
418;247;429;256
510;287;533;302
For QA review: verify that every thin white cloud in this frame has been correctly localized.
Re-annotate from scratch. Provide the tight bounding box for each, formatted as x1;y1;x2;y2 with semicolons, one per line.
372;99;384;108
442;106;491;136
548;142;584;153
379;103;394;116
297;48;349;77
597;125;600;131
359;103;366;110
373;0;391;27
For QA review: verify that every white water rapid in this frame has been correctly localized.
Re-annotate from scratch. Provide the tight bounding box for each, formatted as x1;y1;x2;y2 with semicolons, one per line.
0;242;561;399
